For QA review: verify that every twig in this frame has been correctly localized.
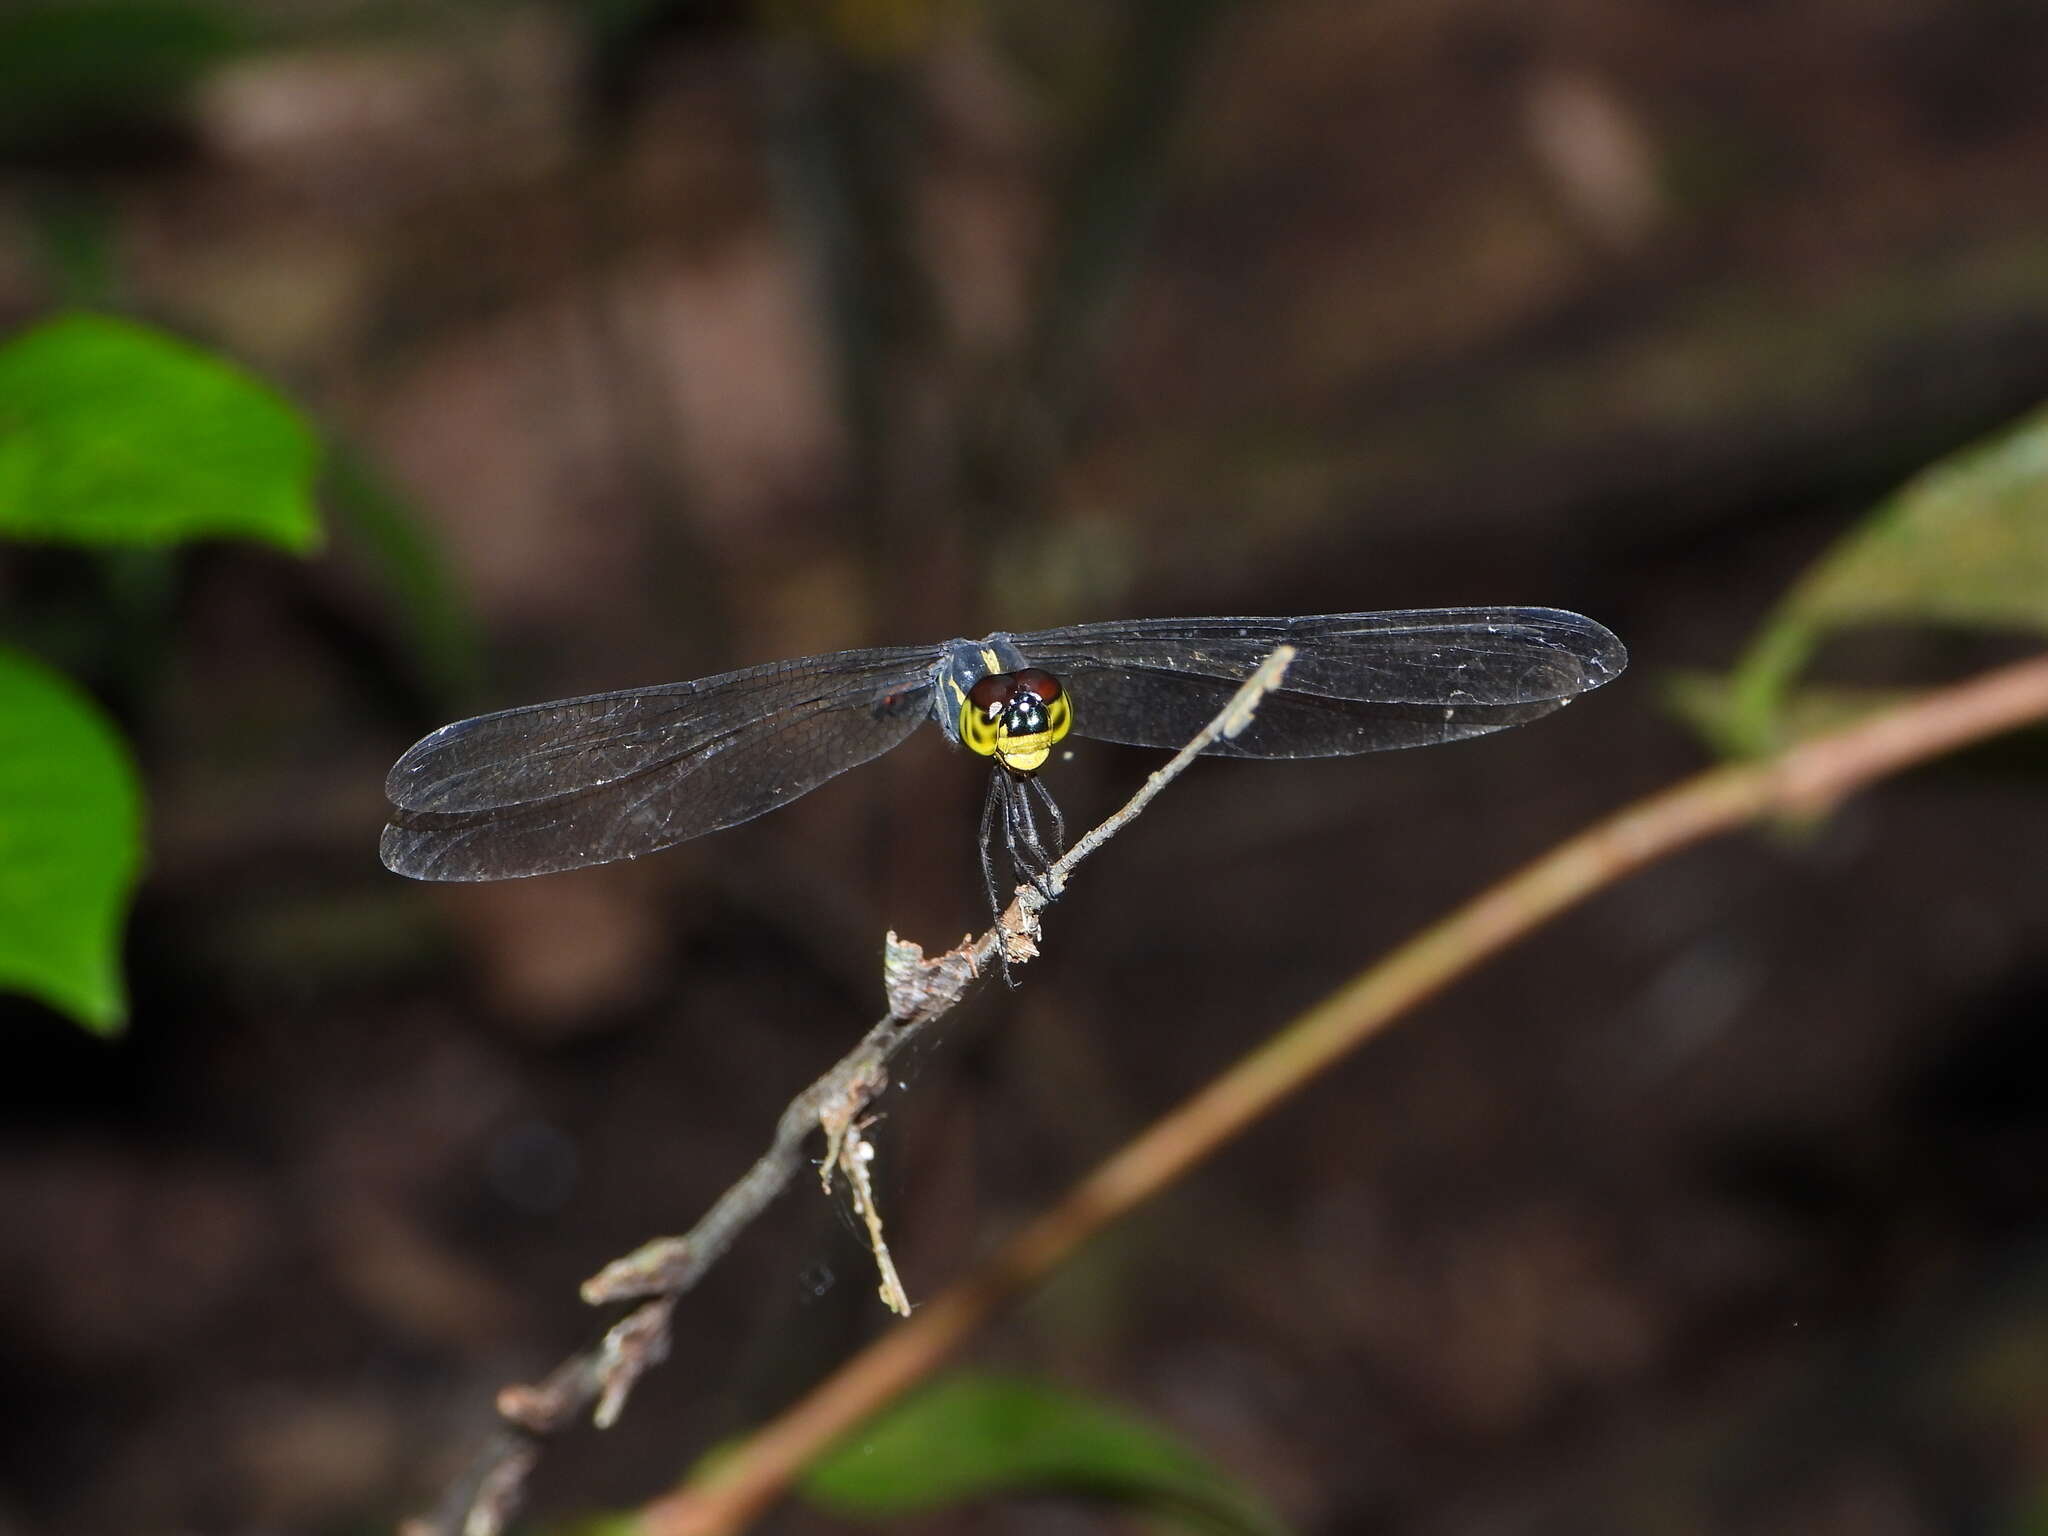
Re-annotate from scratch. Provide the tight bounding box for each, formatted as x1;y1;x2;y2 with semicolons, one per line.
818;1063;909;1315
836;1117;911;1316
401;646;1299;1535
634;651;2048;1536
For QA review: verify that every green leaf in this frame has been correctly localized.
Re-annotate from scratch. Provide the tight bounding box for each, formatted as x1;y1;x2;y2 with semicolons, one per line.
0;312;322;553
800;1373;1292;1536
0;646;145;1033
1666;672;1926;763
1708;401;2048;756
542;1517;643;1536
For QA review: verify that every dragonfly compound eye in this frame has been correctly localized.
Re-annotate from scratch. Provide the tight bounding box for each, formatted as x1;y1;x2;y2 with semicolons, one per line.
1012;668;1062;702
994;671;1072;775
961;672;1015;757
957;669;1074;772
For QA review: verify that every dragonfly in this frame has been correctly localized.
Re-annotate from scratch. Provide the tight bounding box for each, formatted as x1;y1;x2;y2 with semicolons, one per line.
380;608;1626;925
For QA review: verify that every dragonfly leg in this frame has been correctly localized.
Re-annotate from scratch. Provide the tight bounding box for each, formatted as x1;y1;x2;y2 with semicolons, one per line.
1025;772;1066;857
978;770;1006;926
1004;776;1058;902
979;772;1026;988
975;772;1061;987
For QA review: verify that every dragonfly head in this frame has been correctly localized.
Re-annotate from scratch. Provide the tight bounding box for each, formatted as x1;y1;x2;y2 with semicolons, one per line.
962;667;1072;775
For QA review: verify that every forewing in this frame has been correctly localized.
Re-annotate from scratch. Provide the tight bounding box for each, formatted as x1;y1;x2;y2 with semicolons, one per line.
381;647;938;880
1009;608;1625;758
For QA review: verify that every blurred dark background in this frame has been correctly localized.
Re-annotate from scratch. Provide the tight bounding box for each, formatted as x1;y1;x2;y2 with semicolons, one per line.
4;1;2048;1532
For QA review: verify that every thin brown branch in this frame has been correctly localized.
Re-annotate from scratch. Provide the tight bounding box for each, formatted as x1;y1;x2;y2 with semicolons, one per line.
401;646;1300;1536
637;651;2048;1536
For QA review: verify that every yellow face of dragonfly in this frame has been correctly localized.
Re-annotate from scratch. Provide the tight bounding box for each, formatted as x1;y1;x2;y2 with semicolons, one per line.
959;666;1073;775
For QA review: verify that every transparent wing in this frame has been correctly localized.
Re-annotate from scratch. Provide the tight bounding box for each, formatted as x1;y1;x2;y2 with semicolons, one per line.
381;646;939;880
1007;608;1625;758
